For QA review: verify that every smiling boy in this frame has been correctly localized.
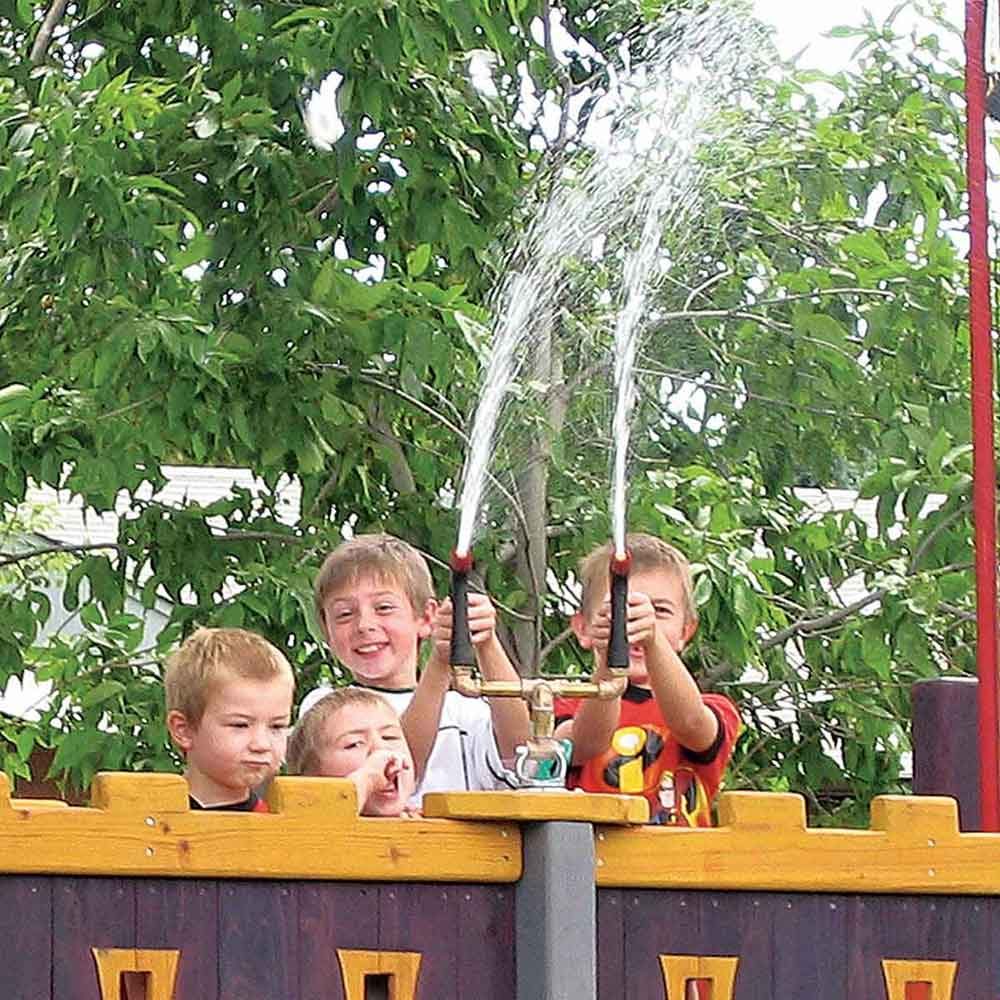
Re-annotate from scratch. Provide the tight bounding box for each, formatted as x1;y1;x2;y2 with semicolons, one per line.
165;627;294;811
299;534;528;799
554;533;740;826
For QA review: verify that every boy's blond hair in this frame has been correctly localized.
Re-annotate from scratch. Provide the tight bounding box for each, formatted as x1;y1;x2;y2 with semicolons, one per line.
286;688;396;775
164;627;294;725
313;533;434;624
578;533;697;623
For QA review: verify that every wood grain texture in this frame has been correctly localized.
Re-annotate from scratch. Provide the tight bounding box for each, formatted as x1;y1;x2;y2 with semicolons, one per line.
0;773;520;883
423;790;649;824
218;881;298;1000
0;877;52;999
597;791;1000;894
135;880;219;999
53;878;135;1000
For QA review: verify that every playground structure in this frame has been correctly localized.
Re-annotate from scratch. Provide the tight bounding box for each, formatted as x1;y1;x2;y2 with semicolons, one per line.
2;3;999;999
0;677;990;1000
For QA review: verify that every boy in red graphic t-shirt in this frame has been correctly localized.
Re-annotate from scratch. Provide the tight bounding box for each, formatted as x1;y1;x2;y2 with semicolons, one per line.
554;534;740;826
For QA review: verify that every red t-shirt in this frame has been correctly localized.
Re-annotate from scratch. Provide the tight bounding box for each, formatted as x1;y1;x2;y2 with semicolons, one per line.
554;684;740;826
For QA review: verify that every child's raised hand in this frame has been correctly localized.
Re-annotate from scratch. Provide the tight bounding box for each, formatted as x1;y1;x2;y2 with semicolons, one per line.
625;590;658;649
365;749;411;793
589;592;657;653
429;600;454;663
465;591;497;645
432;594;498;651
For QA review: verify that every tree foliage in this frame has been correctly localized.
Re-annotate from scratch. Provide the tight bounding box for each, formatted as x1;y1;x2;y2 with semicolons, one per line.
0;0;985;824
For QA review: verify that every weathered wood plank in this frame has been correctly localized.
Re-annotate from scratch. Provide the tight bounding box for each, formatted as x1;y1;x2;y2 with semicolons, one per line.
0;876;52;1000
379;884;458;1000
53;877;135;1000
298;883;380;1000
597;889;625;1000
456;885;516;998
771;894;847;1000
135;879;219;999
218;882;298;1000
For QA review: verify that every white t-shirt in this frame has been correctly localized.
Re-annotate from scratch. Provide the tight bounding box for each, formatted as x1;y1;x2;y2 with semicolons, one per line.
298;684;510;803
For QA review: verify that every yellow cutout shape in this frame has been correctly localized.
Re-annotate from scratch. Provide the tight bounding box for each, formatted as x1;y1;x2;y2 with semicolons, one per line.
338;949;422;1000
882;959;957;999
92;949;180;1000
660;955;739;1000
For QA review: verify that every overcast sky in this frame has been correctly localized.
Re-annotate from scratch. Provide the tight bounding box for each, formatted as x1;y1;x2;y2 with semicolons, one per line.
754;0;966;69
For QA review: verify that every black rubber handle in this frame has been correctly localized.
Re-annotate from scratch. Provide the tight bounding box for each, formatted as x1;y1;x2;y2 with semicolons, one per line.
608;566;629;671
450;568;476;667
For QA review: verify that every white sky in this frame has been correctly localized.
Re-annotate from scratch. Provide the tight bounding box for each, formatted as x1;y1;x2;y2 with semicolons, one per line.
755;0;966;69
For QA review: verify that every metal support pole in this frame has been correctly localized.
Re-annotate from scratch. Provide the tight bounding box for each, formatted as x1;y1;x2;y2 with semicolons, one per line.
965;0;1000;831
516;822;596;1000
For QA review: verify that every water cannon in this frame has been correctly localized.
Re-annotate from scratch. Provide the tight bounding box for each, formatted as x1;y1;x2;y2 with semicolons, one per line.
446;545;629;790
607;549;632;674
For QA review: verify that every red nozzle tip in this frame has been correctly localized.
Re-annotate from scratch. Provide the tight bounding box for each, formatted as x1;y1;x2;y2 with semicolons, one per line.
450;549;474;573
610;550;631;577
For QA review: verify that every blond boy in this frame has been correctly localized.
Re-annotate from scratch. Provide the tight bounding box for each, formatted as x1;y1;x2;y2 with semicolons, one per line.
287;688;416;816
165;627;294;811
299;534;528;800
554;533;740;826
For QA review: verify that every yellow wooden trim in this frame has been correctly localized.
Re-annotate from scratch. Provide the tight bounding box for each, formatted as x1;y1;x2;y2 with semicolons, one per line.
0;773;520;883
10;798;69;809
881;959;957;999
596;791;1000;894
423;790;649;824
92;948;180;1000
660;955;739;1000
337;949;422;1000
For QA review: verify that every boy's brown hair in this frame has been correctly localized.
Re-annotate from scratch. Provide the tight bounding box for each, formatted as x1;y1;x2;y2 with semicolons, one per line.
286;688;397;775
313;533;434;624
164;627;294;725
578;532;697;623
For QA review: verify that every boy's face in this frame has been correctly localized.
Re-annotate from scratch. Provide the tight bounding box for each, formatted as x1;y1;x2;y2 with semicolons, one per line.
168;671;293;806
576;567;697;686
320;576;434;689
313;699;416;816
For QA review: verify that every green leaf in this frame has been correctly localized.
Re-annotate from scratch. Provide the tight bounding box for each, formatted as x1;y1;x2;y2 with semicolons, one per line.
840;231;890;264
81;680;126;708
407;243;432;278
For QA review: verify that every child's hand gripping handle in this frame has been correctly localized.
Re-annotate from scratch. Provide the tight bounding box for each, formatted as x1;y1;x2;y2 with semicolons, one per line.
607;551;631;673
449;550;476;668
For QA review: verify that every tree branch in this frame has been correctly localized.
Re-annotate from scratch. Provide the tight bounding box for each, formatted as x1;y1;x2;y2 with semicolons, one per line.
30;0;71;64
760;589;887;651
0;541;123;569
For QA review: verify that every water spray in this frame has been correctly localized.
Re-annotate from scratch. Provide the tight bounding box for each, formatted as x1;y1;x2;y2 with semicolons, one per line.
443;3;766;791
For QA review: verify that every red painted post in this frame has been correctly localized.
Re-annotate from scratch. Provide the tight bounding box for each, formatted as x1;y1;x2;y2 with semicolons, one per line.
965;0;1000;831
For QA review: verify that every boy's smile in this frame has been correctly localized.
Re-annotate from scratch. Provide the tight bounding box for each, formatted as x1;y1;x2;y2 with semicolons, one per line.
321;579;434;689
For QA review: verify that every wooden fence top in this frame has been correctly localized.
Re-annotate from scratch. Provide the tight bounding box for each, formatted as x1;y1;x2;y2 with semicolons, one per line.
595;790;1000;894
0;772;521;883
